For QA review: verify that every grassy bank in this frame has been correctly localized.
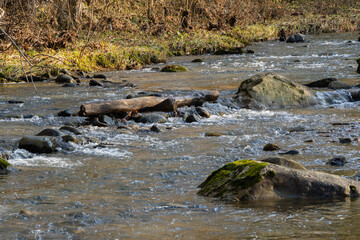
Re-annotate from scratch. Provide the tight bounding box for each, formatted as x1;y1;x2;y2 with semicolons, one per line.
0;0;359;79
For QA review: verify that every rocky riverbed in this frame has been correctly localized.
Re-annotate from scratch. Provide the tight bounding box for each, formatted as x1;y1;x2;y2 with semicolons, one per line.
0;31;359;239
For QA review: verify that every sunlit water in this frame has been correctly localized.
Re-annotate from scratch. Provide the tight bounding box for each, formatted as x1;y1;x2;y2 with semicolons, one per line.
0;32;359;239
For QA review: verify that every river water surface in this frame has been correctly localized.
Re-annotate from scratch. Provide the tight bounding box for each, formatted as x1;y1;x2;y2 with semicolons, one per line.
0;32;360;239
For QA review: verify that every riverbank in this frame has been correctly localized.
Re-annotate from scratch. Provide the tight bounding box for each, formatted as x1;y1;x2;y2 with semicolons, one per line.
0;1;359;80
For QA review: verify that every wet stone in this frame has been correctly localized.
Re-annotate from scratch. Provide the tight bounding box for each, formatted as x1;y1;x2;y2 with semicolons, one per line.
55;74;75;84
36;128;63;137
99;115;115;126
138;114;167;124
93;74;107;79
60;126;82;135
185;114;200;123
263;143;280;151
327;156;347;166
339;138;352;144
8;100;24;104
205;132;223;137
279;150;300;155
304;78;337;88
191;58;204;63
150;124;161;133
18;136;57;153
62;83;77;87
89;79;104;87
58;109;72;117
195;107;211;118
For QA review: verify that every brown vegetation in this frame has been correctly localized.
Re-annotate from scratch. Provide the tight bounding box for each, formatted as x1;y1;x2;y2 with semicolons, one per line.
0;0;359;77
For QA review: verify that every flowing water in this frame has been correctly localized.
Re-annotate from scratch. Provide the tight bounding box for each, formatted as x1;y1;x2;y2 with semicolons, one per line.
0;32;359;239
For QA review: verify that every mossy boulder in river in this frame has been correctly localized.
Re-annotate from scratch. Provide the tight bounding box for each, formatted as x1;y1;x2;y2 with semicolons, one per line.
160;65;188;72
19;136;57;153
198;160;360;201
234;73;315;109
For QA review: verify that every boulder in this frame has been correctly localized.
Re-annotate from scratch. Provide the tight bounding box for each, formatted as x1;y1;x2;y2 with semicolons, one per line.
198;159;360;201
263;143;280;151
304;78;337;88
234;73;315;109
60;126;82;135
19;136;57;153
195;107;211;118
214;47;244;55
191;59;204;63
327;156;347;166
185;114;200;123
160;65;188;72
55;74;75;84
89;79;104;87
261;157;306;170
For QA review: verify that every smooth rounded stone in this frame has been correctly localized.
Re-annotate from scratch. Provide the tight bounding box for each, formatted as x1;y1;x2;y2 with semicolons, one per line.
286;33;305;43
185;114;200;123
198;159;360;201
150;124;161;133
328;81;351;90
304;139;315;143
19;136;57;153
0;157;10;175
60;126;82;135
57;109;72;117
98;115;115;126
205;132;223;137
93;74;107;79
55;74;75;84
260;157;306;170
89;79;104;87
36;128;63;137
62;135;78;144
327;156;347;166
138;113;167;124
339;138;352;143
160;65;188;72
263;143;280;151
278;150;301;155
117;129;133;135
191;58;204;63
235;73;315;109
195;107;211;118
245;49;255;54
289;126;306;132
304;78;337;88
8;100;24;104
62;83;77;87
213;47;244;55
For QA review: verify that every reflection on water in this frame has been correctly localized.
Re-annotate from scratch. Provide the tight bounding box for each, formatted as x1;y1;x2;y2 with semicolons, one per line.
0;32;359;239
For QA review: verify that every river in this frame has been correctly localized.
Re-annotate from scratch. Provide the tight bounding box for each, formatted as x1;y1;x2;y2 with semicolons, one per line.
0;32;359;239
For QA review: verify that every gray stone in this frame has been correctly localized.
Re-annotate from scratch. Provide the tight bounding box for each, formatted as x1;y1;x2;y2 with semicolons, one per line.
185;114;200;123
198;159;360;201
328;81;351;90
278;150;301;155
261;157;306;170
99;115;115;126
58;109;72;117
195;107;211;118
19;136;57;153
327;156;347;166
89;79;104;87
235;73;315;109
36;128;63;137
138;114;167;124
59;126;82;135
263;143;280;151
304;78;337;88
55;74;75;84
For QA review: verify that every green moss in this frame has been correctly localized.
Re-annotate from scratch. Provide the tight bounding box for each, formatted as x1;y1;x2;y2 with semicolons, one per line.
0;158;10;170
160;65;188;72
198;160;268;197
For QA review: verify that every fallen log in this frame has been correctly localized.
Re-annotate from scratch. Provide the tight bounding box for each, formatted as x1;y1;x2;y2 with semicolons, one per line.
78;91;219;117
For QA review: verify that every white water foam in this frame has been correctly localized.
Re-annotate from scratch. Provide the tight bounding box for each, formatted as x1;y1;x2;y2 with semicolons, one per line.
9;156;82;168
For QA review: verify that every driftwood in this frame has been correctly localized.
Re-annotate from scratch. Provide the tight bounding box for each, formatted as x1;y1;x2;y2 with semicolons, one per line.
79;91;219;117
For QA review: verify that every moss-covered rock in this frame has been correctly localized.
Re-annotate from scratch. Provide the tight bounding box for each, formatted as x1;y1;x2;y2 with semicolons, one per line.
0;157;10;175
191;58;204;63
198;160;268;199
214;47;245;55
198;159;360;201
234;73;315;109
160;65;188;72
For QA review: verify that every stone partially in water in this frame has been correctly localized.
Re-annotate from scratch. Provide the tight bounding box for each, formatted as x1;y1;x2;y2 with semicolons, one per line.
60;126;82;135
191;59;204;63
160;65;188;72
0;157;10;175
55;74;75;84
235;73;315;109
286;33;305;43
263;143;280;151
198;159;360;201
195;107;211;118
36;129;63;137
19;136;57;153
327;156;347;166
328;81;351;90
89;79;104;87
138;113;167;124
304;78;337;88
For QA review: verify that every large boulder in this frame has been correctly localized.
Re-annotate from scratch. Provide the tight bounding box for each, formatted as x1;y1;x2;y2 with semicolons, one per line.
304;78;337;88
19;136;57;153
234;73;315;109
198;160;360;201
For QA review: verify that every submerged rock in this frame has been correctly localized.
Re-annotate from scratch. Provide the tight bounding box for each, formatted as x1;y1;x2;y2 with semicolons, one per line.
160;65;188;72
19;136;57;153
327;156;347;166
191;58;204;63
234;73;315;109
36;129;63;137
214;47;244;55
198;159;360;201
138;113;167;124
89;79;104;87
